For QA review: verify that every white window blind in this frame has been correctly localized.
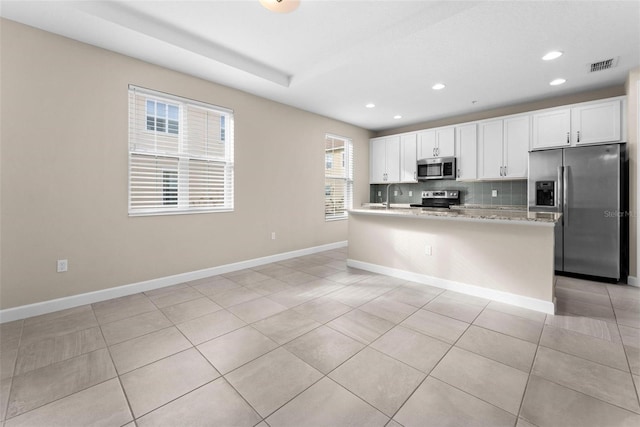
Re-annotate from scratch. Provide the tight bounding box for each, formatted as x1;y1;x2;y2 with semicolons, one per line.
128;86;234;216
325;134;353;220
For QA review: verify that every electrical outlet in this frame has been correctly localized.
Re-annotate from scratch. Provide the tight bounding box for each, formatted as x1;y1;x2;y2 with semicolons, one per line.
424;245;432;256
394;190;398;196
377;191;382;197
409;191;413;197
57;259;68;273
492;189;498;197
271;232;276;240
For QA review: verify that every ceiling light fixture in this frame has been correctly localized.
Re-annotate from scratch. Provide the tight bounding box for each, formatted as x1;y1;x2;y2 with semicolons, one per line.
542;51;563;61
432;83;446;90
259;0;300;13
365;103;375;108
393;115;402;119
550;78;566;86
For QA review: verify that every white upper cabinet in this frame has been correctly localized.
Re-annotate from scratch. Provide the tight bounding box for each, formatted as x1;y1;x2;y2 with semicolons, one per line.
369;136;400;183
370;96;624;182
478;115;529;180
532;98;623;150
455;123;477;180
503;115;529;178
572;100;621;145
532;108;571;150
417;126;455;158
400;133;418;183
478;120;504;180
417;130;436;159
436;127;455;157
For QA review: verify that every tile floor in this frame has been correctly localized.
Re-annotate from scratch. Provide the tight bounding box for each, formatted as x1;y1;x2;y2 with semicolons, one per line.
0;247;639;426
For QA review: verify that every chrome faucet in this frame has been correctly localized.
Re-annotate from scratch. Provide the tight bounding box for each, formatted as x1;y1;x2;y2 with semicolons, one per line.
385;183;403;209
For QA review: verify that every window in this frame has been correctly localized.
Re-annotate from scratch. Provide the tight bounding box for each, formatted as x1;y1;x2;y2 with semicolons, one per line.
146;100;179;134
325;153;333;169
324;134;353;220
128;85;234;215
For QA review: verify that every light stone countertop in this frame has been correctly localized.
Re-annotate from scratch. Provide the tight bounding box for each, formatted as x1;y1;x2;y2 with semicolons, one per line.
350;204;561;226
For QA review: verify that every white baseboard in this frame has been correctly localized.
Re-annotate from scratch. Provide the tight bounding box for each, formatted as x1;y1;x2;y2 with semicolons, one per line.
348;259;556;315
0;241;348;324
627;276;639;287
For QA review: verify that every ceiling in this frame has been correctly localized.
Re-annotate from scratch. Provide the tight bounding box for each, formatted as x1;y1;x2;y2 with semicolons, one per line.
2;1;639;131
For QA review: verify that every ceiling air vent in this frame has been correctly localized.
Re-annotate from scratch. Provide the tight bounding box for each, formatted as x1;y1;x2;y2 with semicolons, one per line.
589;57;619;73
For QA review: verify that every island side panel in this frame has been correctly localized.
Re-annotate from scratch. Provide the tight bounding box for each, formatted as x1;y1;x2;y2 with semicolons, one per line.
348;213;555;303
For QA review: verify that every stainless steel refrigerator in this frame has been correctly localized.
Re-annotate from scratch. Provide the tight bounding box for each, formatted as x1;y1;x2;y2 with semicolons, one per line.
528;144;626;280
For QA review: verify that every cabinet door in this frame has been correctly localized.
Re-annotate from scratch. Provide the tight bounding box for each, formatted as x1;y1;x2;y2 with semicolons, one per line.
417;130;436;159
369;138;387;183
503;115;529;178
572;100;621;145
455;124;477;180
436;127;456;157
478;120;504;179
385;136;401;183
400;133;418;182
531;108;571;150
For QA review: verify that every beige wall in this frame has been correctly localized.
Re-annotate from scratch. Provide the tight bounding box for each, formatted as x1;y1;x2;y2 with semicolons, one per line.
626;67;640;278
0;19;371;309
349;213;555;303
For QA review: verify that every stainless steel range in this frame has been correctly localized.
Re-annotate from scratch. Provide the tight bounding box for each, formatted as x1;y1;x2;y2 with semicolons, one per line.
410;190;459;210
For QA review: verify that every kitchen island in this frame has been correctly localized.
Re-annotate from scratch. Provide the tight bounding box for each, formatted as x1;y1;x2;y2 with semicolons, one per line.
348;205;561;314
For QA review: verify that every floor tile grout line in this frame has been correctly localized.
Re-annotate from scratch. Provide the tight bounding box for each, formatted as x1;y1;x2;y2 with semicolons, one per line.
3;376;122;423
7;251;638;424
382;309;476;423
527;371;640;416
535;341;632;374
607;284;640;409
95;312;137;425
514;314;545;424
1;319;24;423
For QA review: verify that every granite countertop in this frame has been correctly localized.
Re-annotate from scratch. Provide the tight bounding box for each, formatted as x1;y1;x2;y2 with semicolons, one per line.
350;203;561;225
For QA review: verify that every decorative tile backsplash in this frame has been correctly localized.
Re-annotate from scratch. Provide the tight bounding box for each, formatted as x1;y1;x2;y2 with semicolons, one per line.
369;180;528;207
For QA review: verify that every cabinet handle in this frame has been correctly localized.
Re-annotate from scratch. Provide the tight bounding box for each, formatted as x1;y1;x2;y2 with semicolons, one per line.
504;165;507;176
577;131;580;143
457;168;460;178
499;166;503;176
566;132;570;144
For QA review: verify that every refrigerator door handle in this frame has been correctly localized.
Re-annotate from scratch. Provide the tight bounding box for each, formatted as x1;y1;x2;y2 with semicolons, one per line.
557;166;563;211
563;165;569;227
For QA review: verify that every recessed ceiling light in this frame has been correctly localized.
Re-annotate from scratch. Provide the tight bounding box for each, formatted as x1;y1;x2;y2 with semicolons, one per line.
259;0;300;14
542;51;563;61
550;78;567;86
432;83;446;90
365;103;375;108
393;115;402;119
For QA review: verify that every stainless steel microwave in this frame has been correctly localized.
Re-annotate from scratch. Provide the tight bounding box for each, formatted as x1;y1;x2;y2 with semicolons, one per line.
417;157;456;180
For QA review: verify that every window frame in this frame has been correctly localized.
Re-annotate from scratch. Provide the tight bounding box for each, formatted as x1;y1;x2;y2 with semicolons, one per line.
324;133;353;221
128;85;234;216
